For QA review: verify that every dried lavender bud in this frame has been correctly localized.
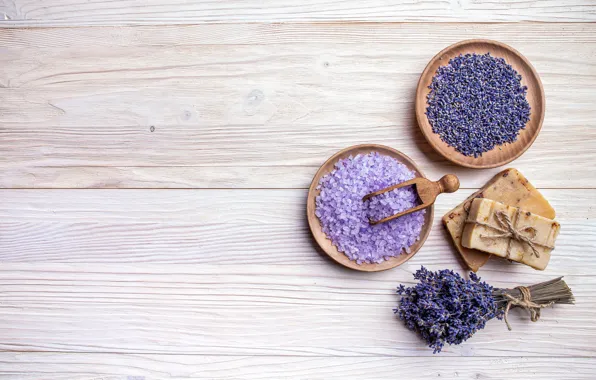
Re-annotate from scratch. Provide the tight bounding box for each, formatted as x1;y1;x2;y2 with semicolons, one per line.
426;53;531;157
395;267;501;353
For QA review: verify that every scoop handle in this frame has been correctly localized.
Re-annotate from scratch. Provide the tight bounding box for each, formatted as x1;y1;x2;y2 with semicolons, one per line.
437;174;460;194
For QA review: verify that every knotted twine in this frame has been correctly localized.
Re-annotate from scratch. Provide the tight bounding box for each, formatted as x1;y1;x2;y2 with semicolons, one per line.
503;286;555;331
474;210;554;259
470;209;559;329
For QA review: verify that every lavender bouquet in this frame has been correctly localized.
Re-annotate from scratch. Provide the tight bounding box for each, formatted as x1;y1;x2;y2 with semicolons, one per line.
395;267;574;353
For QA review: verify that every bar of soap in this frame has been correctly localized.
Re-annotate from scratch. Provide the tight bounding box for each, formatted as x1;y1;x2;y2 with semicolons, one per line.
462;198;560;270
442;169;555;272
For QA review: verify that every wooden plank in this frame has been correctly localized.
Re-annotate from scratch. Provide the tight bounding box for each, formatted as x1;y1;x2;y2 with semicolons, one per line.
1;24;595;189
3;23;596;47
1;0;595;26
1;353;595;379
0;189;592;356
0;262;593;356
0;189;593;264
1;218;592;265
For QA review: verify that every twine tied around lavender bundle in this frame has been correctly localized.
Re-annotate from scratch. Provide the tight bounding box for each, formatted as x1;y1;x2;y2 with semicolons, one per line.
494;277;575;331
502;286;554;331
475;210;554;258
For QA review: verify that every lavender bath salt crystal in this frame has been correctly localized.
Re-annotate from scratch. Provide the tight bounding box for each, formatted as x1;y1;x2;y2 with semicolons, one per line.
426;53;531;157
315;152;425;264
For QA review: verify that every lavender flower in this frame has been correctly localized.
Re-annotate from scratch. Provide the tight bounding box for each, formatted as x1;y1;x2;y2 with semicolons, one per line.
426;53;531;157
395;267;501;353
395;268;574;353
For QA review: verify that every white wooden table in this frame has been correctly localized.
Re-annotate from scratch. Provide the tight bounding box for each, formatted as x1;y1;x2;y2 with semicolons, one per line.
1;2;595;379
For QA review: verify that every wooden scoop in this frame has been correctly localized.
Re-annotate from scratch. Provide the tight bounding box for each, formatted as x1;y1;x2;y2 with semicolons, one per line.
363;174;460;225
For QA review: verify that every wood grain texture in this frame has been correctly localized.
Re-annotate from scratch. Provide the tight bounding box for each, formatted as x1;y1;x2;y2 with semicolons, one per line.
0;262;593;357
0;189;593;264
1;353;596;379
1;24;596;189
0;0;595;26
2;5;596;375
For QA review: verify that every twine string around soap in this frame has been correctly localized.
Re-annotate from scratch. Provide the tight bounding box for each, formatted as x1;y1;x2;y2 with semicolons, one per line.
503;286;555;331
476;210;553;258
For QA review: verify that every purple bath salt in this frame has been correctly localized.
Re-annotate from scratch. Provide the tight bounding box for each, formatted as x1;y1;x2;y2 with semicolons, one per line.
315;152;426;264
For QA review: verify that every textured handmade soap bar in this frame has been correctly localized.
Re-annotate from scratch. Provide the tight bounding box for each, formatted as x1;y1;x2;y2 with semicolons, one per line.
462;198;560;270
442;169;555;272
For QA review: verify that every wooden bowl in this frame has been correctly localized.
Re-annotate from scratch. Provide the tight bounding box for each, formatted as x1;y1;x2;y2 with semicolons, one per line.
415;39;545;169
306;144;434;272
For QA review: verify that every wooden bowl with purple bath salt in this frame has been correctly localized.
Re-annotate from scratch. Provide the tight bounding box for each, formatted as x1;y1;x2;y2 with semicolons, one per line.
415;39;545;169
307;144;459;272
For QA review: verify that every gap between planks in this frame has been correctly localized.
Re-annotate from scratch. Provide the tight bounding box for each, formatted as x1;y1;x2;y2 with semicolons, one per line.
0;187;594;190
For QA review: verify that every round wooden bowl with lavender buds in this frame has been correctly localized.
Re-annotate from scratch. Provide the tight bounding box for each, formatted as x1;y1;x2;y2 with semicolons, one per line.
306;144;434;272
415;39;545;169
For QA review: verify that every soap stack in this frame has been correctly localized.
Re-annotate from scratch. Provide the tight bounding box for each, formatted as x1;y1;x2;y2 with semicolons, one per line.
443;169;560;272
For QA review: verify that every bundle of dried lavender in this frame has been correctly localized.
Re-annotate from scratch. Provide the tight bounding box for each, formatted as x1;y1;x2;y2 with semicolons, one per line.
395;267;575;353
